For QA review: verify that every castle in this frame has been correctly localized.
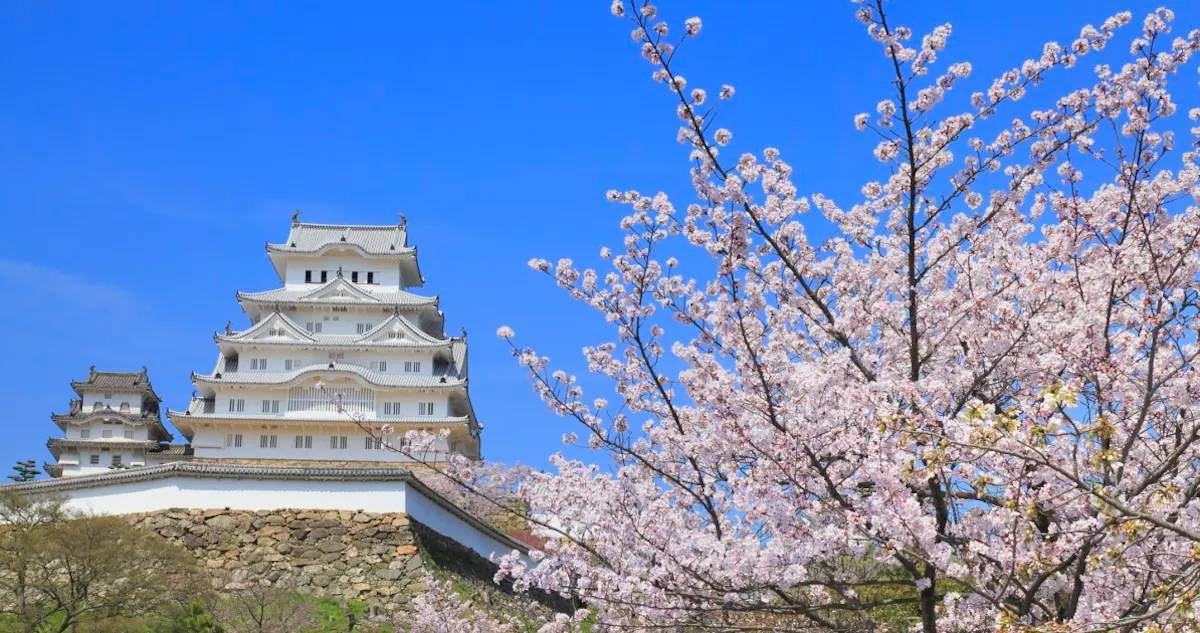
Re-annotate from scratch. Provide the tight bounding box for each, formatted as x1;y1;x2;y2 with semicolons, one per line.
9;216;519;565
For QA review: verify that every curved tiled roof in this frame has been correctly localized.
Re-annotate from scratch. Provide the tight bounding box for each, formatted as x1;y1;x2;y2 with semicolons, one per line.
236;285;437;307
51;404;172;441
47;438;160;458
217;313;449;349
267;222;412;256
70;367;160;400
192;361;466;389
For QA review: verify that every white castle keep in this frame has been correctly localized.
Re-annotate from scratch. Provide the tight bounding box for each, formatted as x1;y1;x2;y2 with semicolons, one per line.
46;216;480;477
11;217;520;564
169;215;481;464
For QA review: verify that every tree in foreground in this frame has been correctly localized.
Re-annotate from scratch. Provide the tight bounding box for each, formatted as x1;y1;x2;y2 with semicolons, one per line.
465;1;1200;631
0;492;204;632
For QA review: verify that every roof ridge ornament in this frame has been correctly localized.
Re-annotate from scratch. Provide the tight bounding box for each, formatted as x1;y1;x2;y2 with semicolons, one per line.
337;266;344;279
291;209;301;225
224;321;232;335
398;212;407;228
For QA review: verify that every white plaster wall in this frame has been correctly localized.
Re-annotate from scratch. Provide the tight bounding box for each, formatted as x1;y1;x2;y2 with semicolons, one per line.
223;349;436;376
404;487;526;563
282;255;402;290
59;476;407;515
59;448;144;476
188;426;449;460
48;476;522;562
80;391;142;414
66;421;150;441
210;385;448;421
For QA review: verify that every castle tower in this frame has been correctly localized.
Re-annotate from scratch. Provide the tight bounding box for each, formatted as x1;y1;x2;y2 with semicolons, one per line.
167;217;481;465
47;367;182;477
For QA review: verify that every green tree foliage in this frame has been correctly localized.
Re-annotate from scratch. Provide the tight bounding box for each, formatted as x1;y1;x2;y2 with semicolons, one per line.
151;601;226;633
5;462;38;483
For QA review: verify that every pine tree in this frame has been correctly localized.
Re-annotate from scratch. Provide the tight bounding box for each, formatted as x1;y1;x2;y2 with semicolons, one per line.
7;459;38;482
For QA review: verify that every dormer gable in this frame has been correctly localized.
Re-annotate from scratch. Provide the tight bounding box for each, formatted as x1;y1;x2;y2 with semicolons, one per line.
301;278;380;303
224;312;316;343
358;313;446;345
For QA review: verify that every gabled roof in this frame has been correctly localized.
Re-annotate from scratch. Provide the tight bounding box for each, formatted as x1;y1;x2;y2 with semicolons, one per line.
269;221;411;256
70;367;160;400
49;412;173;442
358;313;447;346
236;281;437;308
217;311;315;344
192;361;467;390
264;219;424;287
217;314;450;351
302;277;379;302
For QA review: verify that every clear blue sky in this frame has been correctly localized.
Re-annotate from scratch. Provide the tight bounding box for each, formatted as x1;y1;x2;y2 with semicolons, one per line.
1;1;1194;476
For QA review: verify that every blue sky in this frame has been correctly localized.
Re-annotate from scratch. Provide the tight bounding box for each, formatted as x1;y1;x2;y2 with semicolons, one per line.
1;1;1196;476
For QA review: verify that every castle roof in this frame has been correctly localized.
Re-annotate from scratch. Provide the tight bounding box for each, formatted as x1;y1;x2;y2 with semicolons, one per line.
268;221;411;256
192;357;467;390
217;312;451;350
46;438;161;458
236;281;437;308
265;221;423;286
70;367;160;400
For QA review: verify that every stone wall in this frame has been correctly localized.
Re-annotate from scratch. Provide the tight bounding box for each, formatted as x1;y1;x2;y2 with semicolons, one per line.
129;508;479;611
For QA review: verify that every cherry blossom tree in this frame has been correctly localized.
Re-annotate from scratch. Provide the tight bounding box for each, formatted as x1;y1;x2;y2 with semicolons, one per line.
477;1;1200;631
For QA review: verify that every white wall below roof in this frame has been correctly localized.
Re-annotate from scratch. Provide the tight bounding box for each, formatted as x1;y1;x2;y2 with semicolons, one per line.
281;255;402;290
49;475;519;562
81;392;142;414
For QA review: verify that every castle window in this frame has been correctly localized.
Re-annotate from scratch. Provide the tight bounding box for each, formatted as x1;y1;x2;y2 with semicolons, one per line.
351;271;359;282
294;435;313;449
403;361;421;373
320;270;328;283
305;270;313;283
261;399;279;414
260;434;277;449
102;429;113;438
356;323;374;334
366;272;374;284
89;454;100;465
225;433;243;448
229;398;245;413
330;436;348;449
119;402;130;412
104;393;112;399
80;429;90;439
124;430;134;439
111;455;122;467
305;322;322;333
364;436;382;450
418;402;434;416
372;361;387;372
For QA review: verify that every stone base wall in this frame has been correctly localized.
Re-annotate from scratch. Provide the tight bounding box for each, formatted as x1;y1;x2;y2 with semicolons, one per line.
130;508;454;610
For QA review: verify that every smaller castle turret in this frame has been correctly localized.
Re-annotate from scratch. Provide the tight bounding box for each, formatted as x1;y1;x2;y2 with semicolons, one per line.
47;368;191;477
